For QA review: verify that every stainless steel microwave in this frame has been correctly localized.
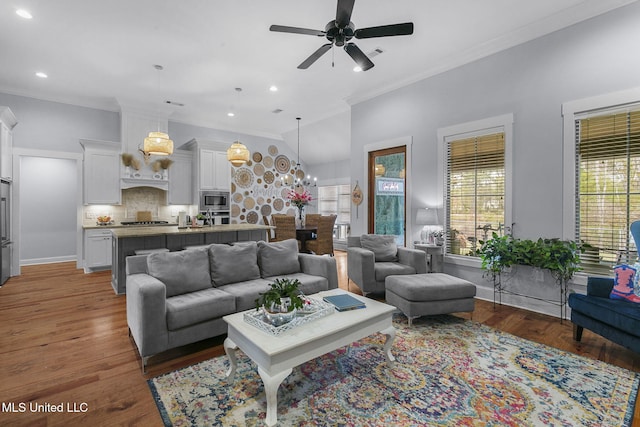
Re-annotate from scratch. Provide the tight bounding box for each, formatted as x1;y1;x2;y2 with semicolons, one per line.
199;190;229;212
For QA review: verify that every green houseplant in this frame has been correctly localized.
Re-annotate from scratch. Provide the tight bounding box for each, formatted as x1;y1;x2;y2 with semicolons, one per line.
255;278;305;325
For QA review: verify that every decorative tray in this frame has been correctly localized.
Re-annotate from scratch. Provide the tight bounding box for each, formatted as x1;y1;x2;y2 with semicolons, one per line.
243;297;334;336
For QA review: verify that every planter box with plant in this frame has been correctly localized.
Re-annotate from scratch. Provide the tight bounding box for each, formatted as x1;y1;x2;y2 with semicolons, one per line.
478;233;584;320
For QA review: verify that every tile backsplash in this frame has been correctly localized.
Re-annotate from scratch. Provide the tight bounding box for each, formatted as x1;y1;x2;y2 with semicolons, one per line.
83;187;195;225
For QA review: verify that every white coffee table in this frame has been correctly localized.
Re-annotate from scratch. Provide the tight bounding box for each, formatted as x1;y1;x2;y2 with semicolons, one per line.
223;289;396;426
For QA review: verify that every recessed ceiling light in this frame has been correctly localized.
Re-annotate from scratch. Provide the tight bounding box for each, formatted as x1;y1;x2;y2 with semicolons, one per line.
16;9;32;19
269;85;278;92
227;112;235;117
35;72;48;79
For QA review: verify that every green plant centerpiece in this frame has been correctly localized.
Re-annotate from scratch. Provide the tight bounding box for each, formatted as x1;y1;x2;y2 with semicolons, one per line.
255;278;305;326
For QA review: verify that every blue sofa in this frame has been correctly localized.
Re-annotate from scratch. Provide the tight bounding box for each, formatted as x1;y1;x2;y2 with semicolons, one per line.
568;276;640;353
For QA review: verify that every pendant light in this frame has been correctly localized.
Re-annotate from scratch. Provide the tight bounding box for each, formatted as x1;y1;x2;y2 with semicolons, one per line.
140;65;174;162
286;117;317;188
226;87;250;167
227;141;250;166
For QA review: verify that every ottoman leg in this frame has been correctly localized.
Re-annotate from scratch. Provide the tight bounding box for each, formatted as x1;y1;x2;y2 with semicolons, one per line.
408;316;418;327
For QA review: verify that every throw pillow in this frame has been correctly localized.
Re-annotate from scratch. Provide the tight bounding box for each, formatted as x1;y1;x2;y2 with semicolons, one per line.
360;234;398;262
208;242;261;286
257;239;300;278
610;264;640;303
147;249;211;297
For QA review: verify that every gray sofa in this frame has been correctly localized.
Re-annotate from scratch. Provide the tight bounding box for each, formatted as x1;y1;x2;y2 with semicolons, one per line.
126;239;338;371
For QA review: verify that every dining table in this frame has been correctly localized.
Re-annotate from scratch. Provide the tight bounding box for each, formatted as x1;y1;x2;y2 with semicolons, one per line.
295;226;317;253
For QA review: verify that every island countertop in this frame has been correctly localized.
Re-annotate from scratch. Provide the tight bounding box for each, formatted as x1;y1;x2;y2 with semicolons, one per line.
110;223;273;238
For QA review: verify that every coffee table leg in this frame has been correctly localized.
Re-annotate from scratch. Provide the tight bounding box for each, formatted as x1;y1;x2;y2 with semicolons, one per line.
224;337;238;380
381;326;396;365
258;366;292;427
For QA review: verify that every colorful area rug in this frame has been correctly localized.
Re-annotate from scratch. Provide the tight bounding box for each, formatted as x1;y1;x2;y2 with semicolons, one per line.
148;315;638;426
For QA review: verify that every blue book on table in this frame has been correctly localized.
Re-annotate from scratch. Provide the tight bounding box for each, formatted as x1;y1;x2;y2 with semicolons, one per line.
323;294;366;311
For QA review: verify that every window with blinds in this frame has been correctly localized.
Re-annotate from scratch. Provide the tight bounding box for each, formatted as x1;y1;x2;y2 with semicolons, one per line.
575;108;640;274
318;184;351;224
446;131;505;256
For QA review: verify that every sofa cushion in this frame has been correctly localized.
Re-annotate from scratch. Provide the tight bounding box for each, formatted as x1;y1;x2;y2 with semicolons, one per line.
360;234;398;262
218;278;273;312
569;293;640;338
209;242;261;286
610;264;640;303
257;239;300;277
166;287;236;330
147;249;211;297
374;262;415;283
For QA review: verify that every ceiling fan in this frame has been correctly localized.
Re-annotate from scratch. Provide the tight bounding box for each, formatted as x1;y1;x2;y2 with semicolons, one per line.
269;0;414;71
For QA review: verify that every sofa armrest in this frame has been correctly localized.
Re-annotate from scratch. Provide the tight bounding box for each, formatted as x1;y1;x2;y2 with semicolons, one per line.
397;247;428;274
586;276;615;298
126;273;169;357
298;253;339;290
126;254;149;275
347;247;375;288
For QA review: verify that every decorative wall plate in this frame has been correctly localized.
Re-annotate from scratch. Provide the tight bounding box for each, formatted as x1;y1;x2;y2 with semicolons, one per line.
263;156;274;168
253;152;263;162
268;145;278;156
281;188;291;198
273;198;284;211
231;205;241;217
234;168;254;188
232;192;243;203
246;211;258;224
275;155;291;173
253;163;265;176
261;205;272;216
263;170;275;184
296;169;305;179
244;197;256;210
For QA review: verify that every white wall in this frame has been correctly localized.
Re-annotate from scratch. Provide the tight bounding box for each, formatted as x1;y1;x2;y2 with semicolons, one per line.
349;2;640;316
19;156;79;264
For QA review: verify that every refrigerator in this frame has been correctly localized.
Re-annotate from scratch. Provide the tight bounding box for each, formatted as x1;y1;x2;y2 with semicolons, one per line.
1;179;11;285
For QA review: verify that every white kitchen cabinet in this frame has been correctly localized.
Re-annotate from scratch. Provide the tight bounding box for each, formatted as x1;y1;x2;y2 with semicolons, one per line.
200;149;230;191
168;150;193;205
85;229;112;271
80;139;121;205
0;107;17;180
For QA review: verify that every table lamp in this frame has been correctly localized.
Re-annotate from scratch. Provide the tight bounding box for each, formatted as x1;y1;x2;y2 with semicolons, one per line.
416;208;439;244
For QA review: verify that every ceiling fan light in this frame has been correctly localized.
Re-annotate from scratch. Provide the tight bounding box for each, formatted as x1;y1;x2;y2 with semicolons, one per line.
143;132;174;155
227;141;250;167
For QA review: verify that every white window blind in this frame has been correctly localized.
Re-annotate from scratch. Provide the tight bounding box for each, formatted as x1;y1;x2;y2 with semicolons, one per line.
575;107;640;274
318;184;351;224
446;131;505;256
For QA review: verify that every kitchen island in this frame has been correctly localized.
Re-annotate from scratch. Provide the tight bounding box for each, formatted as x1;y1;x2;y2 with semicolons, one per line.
110;224;272;295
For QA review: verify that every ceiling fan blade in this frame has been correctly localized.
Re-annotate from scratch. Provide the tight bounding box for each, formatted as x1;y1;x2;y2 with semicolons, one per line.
298;43;333;69
269;25;325;37
354;22;414;39
344;43;374;71
336;0;355;28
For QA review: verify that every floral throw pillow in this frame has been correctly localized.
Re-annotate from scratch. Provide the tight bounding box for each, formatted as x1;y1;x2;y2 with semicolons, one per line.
610;264;640;303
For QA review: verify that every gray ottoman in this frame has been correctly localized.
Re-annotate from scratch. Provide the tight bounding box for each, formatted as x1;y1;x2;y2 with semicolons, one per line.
385;273;476;326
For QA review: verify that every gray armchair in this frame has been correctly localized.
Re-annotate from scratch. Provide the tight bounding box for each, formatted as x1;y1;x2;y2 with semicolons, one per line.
347;234;428;296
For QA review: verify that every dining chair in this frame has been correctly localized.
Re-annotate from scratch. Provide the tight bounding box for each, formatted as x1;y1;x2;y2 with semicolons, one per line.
306;214;337;256
271;214;297;242
304;214;321;229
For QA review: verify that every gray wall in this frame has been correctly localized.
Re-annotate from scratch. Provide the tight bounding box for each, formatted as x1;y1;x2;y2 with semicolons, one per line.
349;2;640;315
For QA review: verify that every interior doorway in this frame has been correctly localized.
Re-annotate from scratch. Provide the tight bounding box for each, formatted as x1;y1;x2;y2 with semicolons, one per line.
367;146;406;246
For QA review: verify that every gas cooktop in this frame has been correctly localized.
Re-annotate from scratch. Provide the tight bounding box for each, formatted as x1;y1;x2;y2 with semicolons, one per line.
120;221;170;226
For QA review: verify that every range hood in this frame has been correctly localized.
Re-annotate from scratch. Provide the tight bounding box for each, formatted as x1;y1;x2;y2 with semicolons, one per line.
119;106;171;191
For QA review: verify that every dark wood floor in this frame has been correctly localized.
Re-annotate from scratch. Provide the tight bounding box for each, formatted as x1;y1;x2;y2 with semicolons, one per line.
0;251;638;426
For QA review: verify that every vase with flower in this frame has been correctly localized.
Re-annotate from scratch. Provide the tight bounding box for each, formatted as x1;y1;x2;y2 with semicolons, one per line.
287;188;312;227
